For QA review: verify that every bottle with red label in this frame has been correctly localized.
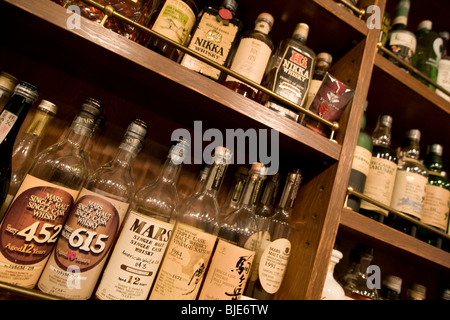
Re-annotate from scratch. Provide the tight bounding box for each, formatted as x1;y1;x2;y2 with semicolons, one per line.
0;97;102;289
37;119;147;299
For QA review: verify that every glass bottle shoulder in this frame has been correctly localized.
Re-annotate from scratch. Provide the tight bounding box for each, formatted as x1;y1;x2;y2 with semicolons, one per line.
241;29;274;51
372;145;398;163
85;165;135;201
398;157;427;177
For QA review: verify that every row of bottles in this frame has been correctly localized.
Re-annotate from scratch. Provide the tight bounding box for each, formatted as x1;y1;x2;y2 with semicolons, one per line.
347;105;450;250
384;0;450;98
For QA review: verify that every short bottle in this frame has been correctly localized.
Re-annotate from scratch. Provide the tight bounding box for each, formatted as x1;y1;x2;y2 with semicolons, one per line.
360;115;398;223
437;31;450;102
321;249;346;300
0;100;58;220
223;13;274;101
381;275;402;300
95;138;188;300
180;0;244;81
0;72;18;110
389;129;428;237
0;97;102;288
259;23;316;121
347;101;373;212
407;282;426;300
303;52;332;112
149;146;232;300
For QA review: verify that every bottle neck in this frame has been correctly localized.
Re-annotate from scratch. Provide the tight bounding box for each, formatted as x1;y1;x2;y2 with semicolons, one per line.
25;109;54;137
201;159;228;198
109;146;138;170
401;139;421;160
159;156;182;184
239;172;259;207
372;124;392;147
254;21;271;35
355;254;373;276
425;154;443;173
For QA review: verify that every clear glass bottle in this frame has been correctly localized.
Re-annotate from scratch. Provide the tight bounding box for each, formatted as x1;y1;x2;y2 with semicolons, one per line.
321;249;346;300
0;100;58;219
84;113;107;176
254;172;280;225
390;129;428;237
385;0;416;69
198;162;265;300
407;282;426;300
259;23;316;121
245;169;301;300
0;82;40;216
0;97;102;288
0;72;18;110
149;146;232;300
180;0;244;81
95;138;188;300
360;115;398;222
223;12;274;101
37;119;147;299
220;166;248;218
347;101;373;212
381;275;402;300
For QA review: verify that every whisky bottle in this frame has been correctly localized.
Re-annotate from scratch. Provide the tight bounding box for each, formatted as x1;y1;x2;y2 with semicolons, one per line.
437;31;450;102
220;166;248;217
381;275;402;300
259;23;316;121
223;13;274;101
418;144;450;248
303;52;332;112
198;162;265;300
0;97;102;288
95;138;188;300
360;115;398;222
390;129;428;237
245;170;301;300
149;146;232;300
144;0;199;61
38;119;147;299
0;82;39;215
180;0;244;81
347;102;373;212
254;172;280;223
0;72;18;110
321;249;346;300
412;20;443;90
385;0;416;69
407;282;426;300
0;100;58;220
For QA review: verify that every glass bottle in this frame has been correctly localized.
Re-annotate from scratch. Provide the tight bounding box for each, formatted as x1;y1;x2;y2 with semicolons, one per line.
303;52;332;112
84;114;107;176
321;249;346;300
149;146;232;300
143;0;199;61
220;165;248;217
0;72;18;110
385;0;416;69
412;20;443;90
95;138;188;300
223;13;274;101
390;129;428;237
347;101;373;212
360;115;398;223
180;0;244;82
245;170;301;300
407;282;426;300
259;23;316;121
254;172;280;225
37;119;147;299
0;97;102;288
418;144;450;248
198;162;265;300
437;31;450;102
0;100;58;220
0;82;40;216
341;246;379;300
381;275;402;300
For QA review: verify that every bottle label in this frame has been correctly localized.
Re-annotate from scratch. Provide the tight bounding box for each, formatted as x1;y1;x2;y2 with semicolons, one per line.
258;238;291;294
249;231;271;282
0;110;18;143
225;38;273;91
390;170;427;219
304;79;323;110
388;31;416;63
437;59;450;102
149;222;217;300
420;184;450;230
37;188;129;299
95;210;174;300
360;157;397;216
198;238;255;300
151;0;196;45
0;174;78;288
351;145;372;177
181;11;239;80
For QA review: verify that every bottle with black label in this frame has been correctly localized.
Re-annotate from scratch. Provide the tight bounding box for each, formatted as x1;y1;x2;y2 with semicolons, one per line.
259;23;316;121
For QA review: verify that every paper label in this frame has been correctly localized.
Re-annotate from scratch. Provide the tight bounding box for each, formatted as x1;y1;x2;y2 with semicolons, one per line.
258;238;291;294
421;184;450;230
390;170;427;219
351;146;372;177
0;110;18;143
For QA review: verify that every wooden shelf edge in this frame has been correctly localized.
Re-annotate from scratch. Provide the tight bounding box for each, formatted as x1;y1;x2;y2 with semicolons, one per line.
339;208;450;269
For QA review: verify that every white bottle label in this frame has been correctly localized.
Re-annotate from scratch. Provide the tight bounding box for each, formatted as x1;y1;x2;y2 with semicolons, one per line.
95;210;174;300
37;188;129;299
0;110;18;143
149;222;217;300
421;183;450;230
437;59;450;102
390;170;427;219
389;31;417;52
351;145;372;177
258;238;291;294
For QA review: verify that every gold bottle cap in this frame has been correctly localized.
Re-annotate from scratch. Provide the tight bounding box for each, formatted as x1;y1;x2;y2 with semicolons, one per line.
0;72;18;92
37;100;58;117
293;23;309;39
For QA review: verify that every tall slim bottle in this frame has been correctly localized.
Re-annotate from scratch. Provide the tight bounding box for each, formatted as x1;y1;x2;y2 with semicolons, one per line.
223;13;274;101
0;100;58;219
220;166;248;217
38;119;147;299
0;82;39;215
198;162;265;300
347;102;373;212
95;138;188;300
437;31;450;102
360;115;398;222
0;97;102;288
0;72;18;110
245;170;301;300
149;146;232;300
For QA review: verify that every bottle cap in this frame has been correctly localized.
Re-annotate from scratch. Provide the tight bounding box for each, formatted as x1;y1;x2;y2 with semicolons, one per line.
256;12;274;28
0;72;18;92
74;97;103;134
37;100;58;117
170;137;190;165
409;283;426;299
214;146;232;164
222;0;238;13
14;81;39;103
330;249;343;264
406;129;421;141
317;52;333;64
383;275;402;294
121;119;148;154
417;20;432;31
293;23;310;40
82;97;103;116
380;115;393;127
428;143;443;156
